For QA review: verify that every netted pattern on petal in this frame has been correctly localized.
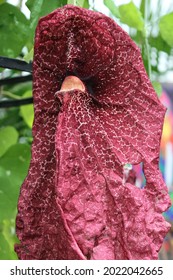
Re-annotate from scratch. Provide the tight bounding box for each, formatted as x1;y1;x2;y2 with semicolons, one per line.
15;5;171;260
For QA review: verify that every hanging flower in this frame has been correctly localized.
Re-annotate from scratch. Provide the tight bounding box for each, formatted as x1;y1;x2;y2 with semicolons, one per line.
15;5;171;260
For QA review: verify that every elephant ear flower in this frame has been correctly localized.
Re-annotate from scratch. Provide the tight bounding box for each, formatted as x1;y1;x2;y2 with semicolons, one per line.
15;5;171;260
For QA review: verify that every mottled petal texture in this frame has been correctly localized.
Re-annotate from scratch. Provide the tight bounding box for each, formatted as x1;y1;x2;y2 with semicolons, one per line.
15;5;171;260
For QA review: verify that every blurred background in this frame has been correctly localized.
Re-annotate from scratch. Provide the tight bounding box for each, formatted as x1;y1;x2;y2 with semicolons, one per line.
0;0;173;259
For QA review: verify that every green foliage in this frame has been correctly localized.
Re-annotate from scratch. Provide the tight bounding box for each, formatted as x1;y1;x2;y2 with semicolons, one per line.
152;81;162;97
103;0;120;18
159;12;173;47
119;1;144;31
0;219;19;260
0;126;18;157
0;0;173;260
0;3;29;57
0;144;31;259
0;144;31;217
67;0;89;8
20;90;34;128
26;0;44;40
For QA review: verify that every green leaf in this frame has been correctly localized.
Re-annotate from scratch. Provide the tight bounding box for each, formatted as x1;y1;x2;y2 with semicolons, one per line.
40;0;67;16
83;0;89;9
26;0;44;33
24;47;34;63
152;81;162;97
20;90;34;128
7;81;32;97
148;35;171;54
0;3;29;57
0;143;30;260
104;0;120;18
0;126;18;157
0;108;21;131
67;0;88;7
0;219;18;260
67;0;75;4
0;144;31;221
159;12;173;47
77;0;89;8
0;230;17;260
119;1;144;31
139;0;145;19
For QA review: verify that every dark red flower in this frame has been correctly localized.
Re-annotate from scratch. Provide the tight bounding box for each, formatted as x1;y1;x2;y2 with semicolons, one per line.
15;5;171;260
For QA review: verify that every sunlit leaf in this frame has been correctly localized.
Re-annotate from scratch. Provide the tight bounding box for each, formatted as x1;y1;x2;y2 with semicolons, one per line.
24;47;34;63
1;219;18;260
83;0;89;9
0;3;29;57
0;126;18;157
104;0;120;18
0;230;17;260
159;12;173;47
139;0;145;18
20;90;34;128
64;0;89;8
67;0;75;4
119;1;144;31
152;81;162;97
75;0;89;9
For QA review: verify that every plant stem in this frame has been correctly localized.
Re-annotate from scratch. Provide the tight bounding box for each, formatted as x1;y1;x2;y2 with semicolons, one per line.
1;91;21;100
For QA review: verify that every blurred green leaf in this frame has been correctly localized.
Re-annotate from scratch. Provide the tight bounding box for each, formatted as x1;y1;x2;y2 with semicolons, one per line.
67;0;75;4
0;126;18;157
7;81;32;97
3;220;16;250
119;1;144;31
26;0;44;36
0;144;31;221
73;0;89;8
0;219;18;260
83;0;89;9
139;0;145;19
24;47;34;63
0;230;17;260
148;35;171;54
0;143;30;259
0;3;29;57
152;81;162;97
20;90;34;128
0;108;21;129
104;0;120;18
159;12;173;47
40;0;67;14
0;143;31;183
